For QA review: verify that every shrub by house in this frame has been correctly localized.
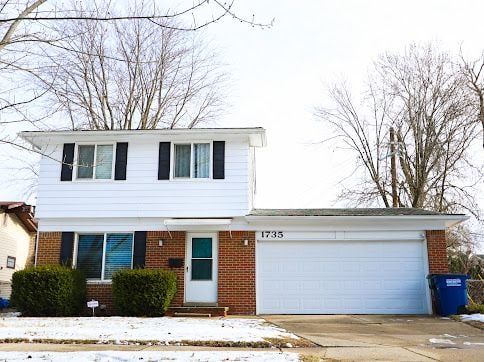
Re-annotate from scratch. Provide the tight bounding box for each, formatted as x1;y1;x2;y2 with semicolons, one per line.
112;269;177;316
11;265;86;316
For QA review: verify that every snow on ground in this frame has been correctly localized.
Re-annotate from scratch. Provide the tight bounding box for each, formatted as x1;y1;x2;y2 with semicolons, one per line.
0;317;297;343
0;351;300;362
429;338;456;345
460;314;484;323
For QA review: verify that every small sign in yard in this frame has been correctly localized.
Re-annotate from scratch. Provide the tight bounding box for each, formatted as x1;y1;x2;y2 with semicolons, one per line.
87;299;99;316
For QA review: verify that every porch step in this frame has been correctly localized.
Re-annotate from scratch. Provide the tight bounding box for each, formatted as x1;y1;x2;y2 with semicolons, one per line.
166;306;229;317
173;312;211;318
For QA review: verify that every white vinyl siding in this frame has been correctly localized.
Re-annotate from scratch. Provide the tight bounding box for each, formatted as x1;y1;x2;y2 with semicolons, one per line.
36;140;250;219
0;212;33;298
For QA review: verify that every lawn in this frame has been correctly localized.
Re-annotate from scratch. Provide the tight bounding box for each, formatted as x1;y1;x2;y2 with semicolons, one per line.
0;316;301;347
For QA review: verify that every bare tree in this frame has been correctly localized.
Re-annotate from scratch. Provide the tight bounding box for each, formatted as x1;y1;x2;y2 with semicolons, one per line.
37;1;225;130
0;0;270;129
316;44;482;218
459;52;484;148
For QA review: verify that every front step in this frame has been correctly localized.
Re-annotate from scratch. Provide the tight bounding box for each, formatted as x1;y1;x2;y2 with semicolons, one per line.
166;306;229;317
173;312;211;318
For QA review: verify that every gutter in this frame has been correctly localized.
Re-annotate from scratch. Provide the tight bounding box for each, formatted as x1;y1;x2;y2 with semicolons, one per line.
245;214;469;228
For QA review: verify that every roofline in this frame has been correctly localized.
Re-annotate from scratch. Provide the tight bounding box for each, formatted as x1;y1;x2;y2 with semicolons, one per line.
245;214;469;228
0;202;37;232
19;127;267;148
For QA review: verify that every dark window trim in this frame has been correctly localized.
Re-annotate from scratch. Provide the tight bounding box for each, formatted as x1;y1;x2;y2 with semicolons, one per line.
6;256;16;269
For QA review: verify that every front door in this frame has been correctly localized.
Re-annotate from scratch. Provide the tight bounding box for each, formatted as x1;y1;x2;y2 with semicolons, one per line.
185;233;218;303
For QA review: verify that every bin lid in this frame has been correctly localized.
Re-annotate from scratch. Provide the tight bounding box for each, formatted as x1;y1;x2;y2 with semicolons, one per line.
426;274;469;279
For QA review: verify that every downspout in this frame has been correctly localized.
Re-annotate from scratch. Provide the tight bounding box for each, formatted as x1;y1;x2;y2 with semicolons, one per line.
34;229;39;266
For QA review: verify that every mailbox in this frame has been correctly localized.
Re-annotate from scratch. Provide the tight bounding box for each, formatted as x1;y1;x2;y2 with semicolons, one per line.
168;258;183;268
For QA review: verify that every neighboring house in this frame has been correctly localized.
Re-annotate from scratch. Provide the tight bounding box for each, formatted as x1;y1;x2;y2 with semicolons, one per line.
0;202;37;299
20;128;466;315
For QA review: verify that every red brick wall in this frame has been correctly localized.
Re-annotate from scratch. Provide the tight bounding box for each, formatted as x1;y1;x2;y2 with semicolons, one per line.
426;230;449;273
36;230;258;315
218;231;256;315
37;232;62;265
145;231;186;306
86;284;113;315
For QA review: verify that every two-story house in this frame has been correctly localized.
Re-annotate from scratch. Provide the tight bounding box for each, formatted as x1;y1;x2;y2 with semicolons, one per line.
21;128;466;315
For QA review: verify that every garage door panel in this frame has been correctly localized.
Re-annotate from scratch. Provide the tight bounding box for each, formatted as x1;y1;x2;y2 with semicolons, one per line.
257;239;428;314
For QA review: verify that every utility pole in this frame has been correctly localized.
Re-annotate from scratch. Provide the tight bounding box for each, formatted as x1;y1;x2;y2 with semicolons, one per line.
390;127;398;207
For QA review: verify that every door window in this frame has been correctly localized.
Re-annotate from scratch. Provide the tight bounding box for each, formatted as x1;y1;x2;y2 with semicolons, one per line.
191;237;212;280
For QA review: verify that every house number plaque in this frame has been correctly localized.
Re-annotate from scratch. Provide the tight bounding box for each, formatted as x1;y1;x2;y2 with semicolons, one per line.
260;231;284;238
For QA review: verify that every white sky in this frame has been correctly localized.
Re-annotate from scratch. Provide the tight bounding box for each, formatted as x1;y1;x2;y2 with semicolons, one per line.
197;0;484;208
1;0;483;246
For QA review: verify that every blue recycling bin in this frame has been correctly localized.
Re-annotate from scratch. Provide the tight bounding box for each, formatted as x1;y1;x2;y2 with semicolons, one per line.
427;274;469;316
0;298;9;309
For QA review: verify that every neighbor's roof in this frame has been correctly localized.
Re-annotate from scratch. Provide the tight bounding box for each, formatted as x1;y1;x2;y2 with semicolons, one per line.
19;127;267;148
0;202;37;232
248;208;462;217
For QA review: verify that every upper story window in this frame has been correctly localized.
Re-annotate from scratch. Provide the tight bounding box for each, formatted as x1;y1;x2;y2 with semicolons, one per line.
76;144;114;180
174;143;210;179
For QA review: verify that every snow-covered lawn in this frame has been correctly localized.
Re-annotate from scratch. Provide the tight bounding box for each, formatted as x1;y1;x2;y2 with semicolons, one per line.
0;316;298;345
460;313;484;323
0;351;300;361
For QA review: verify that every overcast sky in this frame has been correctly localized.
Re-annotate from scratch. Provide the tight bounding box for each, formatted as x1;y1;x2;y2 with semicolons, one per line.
197;0;484;208
1;0;483;247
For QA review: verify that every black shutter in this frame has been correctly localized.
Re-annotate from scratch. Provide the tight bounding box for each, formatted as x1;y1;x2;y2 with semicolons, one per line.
213;141;225;179
133;231;147;268
158;142;171;180
60;143;75;181
59;232;74;266
114;142;128;180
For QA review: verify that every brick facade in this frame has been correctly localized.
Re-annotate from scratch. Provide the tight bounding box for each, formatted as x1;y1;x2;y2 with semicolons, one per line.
426;230;449;274
36;232;62;265
34;229;449;315
36;230;257;315
218;231;256;314
86;284;113;314
145;231;186;307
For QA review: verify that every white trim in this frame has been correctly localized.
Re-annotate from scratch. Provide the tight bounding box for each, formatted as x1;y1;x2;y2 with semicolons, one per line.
246;215;468;229
37;215;464;233
184;232;218;304
34;228;39;266
255;237;260;315
422;236;432;315
100;234;107;281
20;128;267;148
164;219;232;226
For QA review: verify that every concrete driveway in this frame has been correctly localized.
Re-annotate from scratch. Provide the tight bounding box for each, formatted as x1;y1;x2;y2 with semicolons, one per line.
266;315;484;361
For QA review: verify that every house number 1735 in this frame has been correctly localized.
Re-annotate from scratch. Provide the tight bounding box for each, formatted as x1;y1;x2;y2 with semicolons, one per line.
261;231;284;238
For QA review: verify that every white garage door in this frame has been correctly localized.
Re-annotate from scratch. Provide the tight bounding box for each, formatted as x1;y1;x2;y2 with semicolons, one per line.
257;240;429;314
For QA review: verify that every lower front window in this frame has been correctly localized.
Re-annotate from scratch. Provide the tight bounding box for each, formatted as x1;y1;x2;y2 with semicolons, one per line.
76;233;133;281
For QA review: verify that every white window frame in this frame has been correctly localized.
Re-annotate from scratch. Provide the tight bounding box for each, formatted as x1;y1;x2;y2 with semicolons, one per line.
73;232;134;282
74;143;115;181
171;141;212;180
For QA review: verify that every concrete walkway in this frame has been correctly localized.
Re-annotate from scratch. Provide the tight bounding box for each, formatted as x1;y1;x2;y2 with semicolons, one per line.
265;314;484;361
0;315;482;361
